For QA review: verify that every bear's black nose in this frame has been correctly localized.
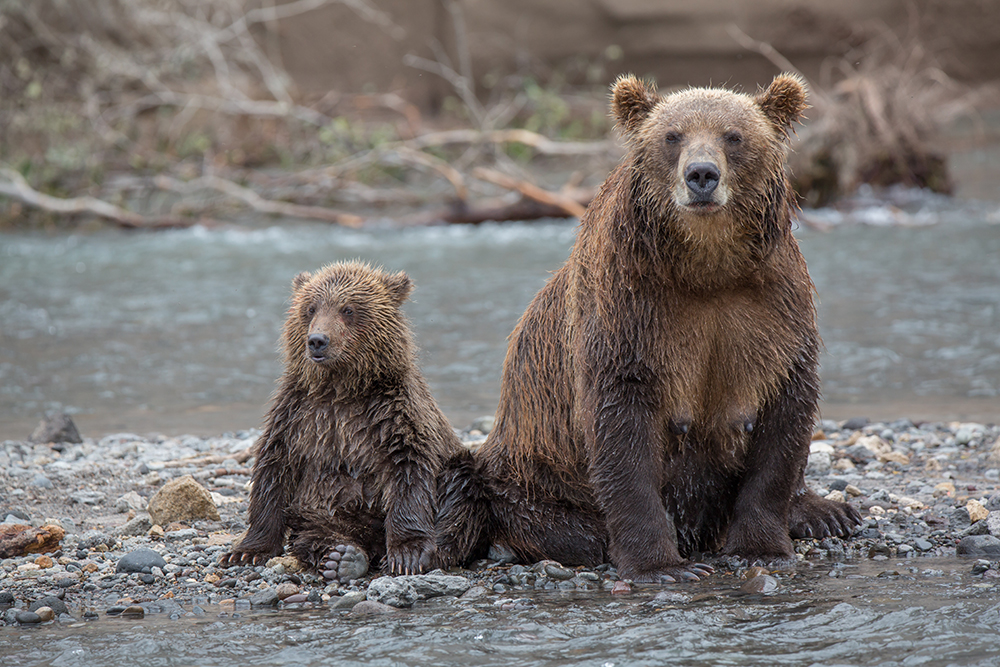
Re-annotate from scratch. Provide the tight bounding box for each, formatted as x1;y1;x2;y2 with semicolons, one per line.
684;162;720;199
308;333;329;355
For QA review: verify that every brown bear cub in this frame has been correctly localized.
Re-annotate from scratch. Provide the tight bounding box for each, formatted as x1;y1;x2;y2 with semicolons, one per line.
221;261;465;581
436;73;861;582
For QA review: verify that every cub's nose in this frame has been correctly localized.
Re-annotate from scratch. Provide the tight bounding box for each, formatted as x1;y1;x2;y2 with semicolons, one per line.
307;333;329;355
684;162;720;199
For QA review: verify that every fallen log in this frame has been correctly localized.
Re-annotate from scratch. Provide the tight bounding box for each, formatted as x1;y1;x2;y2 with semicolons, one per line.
0;524;66;559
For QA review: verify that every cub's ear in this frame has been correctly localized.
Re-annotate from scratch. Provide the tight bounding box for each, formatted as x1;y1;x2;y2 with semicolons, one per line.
292;271;312;291
755;72;809;136
611;74;658;135
383;270;413;307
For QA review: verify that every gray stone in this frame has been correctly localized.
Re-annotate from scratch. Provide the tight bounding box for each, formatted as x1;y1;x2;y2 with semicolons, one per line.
950;507;972;531
844;444;875;465
544;563;575;580
806;451;832;476
913;538;935;552
15;611;42;624
249;588;279;607
468;416;495;435
366;573;472;607
740;574;780;594
29;413;82;445
165;528;199;541
988;511;1000;538
115;548;166;574
115;491;147;514
70;490;106;506
115;515;152;537
366;577;418;608
330;591;367;610
30;474;53;489
29;596;68;616
350;600;398;615
956;535;1000;557
841;417;870;431
77;531;114;550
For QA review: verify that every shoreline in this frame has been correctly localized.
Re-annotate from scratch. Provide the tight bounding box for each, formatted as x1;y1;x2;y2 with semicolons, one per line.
2;395;997;443
2;416;1000;625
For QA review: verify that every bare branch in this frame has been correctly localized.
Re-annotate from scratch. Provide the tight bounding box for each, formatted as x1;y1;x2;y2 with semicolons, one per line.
472;167;588;218
0;167;201;229
154;175;364;227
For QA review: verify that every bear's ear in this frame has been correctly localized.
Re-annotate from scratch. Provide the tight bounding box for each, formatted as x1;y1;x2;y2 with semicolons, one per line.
755;72;809;135
292;271;312;291
382;271;413;307
611;74;658;135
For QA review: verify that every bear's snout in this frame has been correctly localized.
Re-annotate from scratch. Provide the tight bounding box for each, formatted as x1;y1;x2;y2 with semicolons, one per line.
307;333;330;360
684;162;720;201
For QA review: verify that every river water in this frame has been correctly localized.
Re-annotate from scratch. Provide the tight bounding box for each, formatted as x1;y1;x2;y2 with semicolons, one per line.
2;196;1000;663
2;191;999;440
2;558;999;666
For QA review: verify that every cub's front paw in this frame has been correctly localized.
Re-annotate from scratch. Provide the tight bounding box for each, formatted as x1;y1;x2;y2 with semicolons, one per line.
387;537;435;576
219;547;279;568
789;490;862;539
321;543;369;583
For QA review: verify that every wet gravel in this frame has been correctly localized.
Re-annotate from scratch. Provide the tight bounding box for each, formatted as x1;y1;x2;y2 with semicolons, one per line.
2;417;999;626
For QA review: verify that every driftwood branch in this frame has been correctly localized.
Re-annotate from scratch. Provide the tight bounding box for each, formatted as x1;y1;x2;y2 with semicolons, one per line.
157;448;253;469
0;167;202;229
154;175;364;227
472;167;588;218
403;128;614;156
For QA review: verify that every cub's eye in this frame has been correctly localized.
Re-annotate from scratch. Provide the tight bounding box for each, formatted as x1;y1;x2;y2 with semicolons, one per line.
664;131;681;144
306;304;317;317
341;306;354;317
724;131;742;145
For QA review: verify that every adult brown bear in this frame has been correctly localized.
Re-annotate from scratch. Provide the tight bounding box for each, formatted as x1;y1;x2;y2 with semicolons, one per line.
437;73;860;582
221;261;464;581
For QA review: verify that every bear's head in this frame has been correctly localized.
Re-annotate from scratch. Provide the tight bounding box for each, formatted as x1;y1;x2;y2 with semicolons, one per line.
611;72;808;256
282;260;414;390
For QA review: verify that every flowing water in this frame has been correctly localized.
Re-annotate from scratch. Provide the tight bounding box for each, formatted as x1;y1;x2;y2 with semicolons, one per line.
2;558;999;666
1;192;999;439
2;194;1000;663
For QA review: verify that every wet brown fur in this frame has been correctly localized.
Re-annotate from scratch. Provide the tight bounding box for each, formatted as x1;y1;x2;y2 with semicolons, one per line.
223;261;464;575
436;74;860;580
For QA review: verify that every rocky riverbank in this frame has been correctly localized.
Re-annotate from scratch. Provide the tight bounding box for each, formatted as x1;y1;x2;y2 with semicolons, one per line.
2;416;1000;626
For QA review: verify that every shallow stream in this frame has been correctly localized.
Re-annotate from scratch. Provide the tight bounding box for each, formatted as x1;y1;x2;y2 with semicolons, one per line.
1;192;999;439
2;558;999;666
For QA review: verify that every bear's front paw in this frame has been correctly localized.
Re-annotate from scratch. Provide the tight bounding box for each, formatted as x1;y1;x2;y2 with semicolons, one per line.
387;537;435;576
789;490;862;539
628;561;714;584
321;543;369;583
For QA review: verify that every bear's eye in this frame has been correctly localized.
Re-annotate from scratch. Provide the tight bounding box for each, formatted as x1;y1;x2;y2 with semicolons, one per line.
341;306;354;317
664;131;681;144
724;131;742;145
306;304;317;317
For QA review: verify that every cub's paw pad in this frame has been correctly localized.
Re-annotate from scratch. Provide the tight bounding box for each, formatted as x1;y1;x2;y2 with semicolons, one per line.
321;544;368;582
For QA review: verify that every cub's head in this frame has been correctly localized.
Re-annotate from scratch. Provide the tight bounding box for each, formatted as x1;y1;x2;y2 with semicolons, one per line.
283;260;414;389
611;72;807;225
